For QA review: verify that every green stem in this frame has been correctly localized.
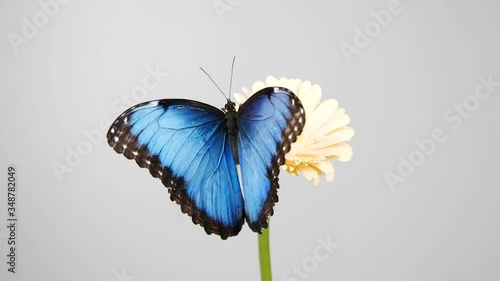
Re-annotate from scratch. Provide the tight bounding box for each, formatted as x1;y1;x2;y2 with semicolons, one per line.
259;222;272;281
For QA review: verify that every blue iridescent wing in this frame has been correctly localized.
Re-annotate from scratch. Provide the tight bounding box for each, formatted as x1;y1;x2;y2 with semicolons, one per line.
107;100;244;239
237;87;305;232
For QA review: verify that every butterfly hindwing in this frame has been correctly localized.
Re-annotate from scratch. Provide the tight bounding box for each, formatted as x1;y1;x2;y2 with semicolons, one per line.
107;100;245;239
237;87;305;232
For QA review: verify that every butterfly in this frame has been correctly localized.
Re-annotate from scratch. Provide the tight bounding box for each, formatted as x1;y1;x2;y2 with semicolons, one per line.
107;86;305;239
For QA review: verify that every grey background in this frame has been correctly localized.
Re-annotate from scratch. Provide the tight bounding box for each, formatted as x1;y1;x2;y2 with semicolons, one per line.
1;0;499;280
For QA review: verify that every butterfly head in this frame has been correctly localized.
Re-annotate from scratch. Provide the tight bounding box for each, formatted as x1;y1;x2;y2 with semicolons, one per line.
223;99;237;113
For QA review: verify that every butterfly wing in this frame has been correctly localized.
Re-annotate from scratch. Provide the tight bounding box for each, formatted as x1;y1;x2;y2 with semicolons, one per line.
237;87;305;232
107;100;244;239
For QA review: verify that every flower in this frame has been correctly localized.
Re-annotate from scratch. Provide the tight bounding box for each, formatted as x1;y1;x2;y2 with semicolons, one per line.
234;76;354;186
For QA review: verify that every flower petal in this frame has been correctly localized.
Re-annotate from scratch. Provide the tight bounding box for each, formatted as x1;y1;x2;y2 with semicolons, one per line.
265;76;279;86
234;93;247;105
251;81;266;92
301;99;339;140
313;127;355;148
330;143;353;161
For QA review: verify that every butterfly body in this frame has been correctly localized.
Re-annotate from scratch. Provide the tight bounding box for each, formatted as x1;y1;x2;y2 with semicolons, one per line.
107;87;305;239
224;100;241;164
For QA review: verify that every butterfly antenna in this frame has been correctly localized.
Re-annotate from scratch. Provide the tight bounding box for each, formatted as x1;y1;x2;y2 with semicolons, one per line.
199;67;228;100
228;56;236;99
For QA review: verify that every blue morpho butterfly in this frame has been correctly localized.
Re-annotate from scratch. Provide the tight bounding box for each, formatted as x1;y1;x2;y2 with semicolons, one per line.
107;63;305;239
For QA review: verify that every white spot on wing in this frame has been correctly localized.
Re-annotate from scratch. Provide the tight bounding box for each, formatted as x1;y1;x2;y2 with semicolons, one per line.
236;164;244;191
